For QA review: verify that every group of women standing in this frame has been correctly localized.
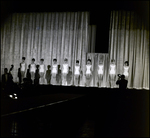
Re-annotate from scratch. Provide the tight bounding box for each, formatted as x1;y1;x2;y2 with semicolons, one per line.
18;57;129;87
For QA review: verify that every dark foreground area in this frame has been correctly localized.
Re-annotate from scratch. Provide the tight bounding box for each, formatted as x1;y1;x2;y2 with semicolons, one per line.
1;85;149;137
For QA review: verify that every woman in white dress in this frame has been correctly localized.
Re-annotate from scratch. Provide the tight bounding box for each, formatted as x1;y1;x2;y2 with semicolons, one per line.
74;60;81;86
97;59;104;87
62;58;69;85
51;59;58;85
30;58;36;84
123;61;129;80
109;59;116;88
20;57;27;83
85;59;92;87
39;59;46;84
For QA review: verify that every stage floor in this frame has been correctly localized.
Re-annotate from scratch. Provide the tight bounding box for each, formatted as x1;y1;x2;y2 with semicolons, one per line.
1;85;149;137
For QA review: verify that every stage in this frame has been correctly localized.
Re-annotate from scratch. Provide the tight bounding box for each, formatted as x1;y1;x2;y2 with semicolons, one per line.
1;1;149;137
1;85;149;137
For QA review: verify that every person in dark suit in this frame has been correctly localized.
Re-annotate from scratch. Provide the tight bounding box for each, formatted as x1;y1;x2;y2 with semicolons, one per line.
116;74;128;99
45;65;51;85
34;65;40;85
18;68;21;85
26;64;33;85
116;74;128;90
2;68;13;95
26;64;31;79
56;65;61;85
2;68;13;86
2;68;9;88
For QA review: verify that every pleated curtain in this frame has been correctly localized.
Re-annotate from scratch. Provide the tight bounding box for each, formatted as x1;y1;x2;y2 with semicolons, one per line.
88;25;96;53
109;11;149;89
1;12;89;85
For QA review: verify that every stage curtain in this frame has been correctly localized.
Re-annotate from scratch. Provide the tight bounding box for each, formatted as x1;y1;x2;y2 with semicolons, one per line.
1;12;89;85
109;11;149;89
88;25;96;53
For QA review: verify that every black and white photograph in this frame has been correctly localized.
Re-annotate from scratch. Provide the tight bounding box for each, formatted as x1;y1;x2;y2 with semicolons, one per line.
1;1;149;137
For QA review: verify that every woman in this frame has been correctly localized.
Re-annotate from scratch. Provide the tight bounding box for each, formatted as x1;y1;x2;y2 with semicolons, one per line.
74;60;81;86
97;58;104;87
20;57;27;83
123;61;129;80
39;59;46;84
109;59;116;88
62;58;69;85
85;59;92;87
30;58;36;84
51;59;58;85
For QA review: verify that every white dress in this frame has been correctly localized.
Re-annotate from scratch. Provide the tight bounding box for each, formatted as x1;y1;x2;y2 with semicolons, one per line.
39;64;44;73
123;66;129;76
98;65;103;74
109;64;116;74
21;63;26;71
86;65;92;74
74;66;80;75
62;64;69;74
30;64;36;73
52;64;57;74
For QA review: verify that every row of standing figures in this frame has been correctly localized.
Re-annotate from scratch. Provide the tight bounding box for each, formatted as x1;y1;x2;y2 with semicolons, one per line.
15;57;129;87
